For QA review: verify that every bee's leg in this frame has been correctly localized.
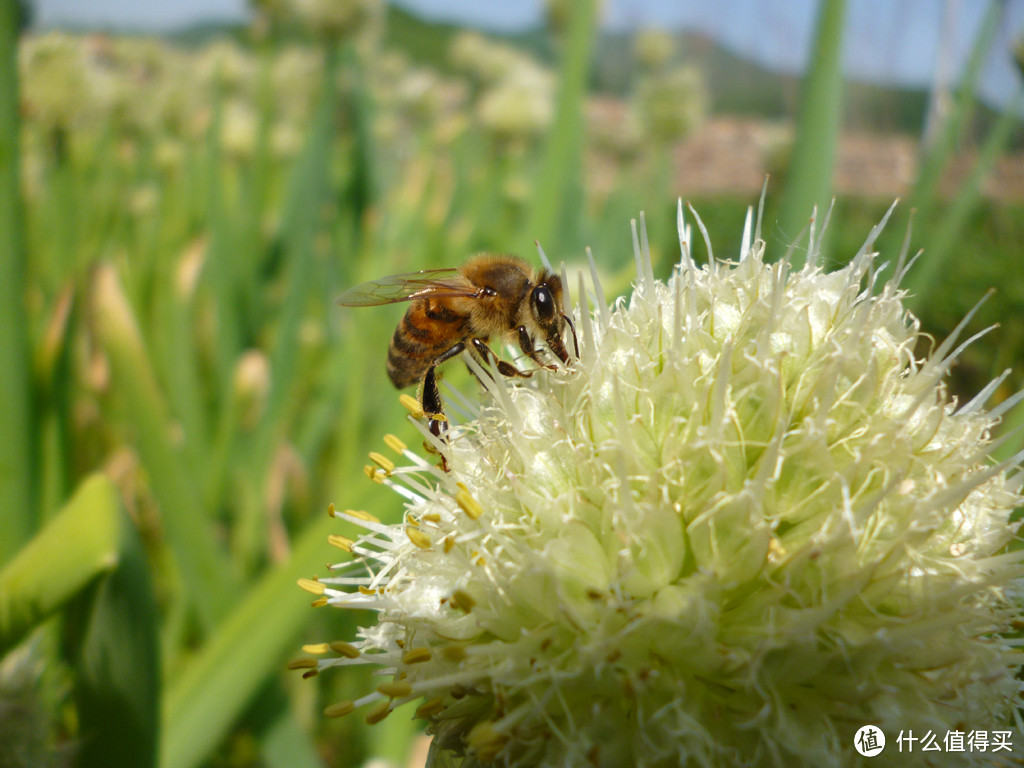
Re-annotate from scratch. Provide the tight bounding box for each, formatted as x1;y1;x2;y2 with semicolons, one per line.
422;342;466;440
462;336;491;380
516;326;561;370
470;338;532;379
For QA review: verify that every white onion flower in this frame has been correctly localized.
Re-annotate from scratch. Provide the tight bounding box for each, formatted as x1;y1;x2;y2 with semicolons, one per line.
297;198;1024;767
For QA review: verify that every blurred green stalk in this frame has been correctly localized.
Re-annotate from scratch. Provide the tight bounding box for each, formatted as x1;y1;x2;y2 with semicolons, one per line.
93;264;237;630
909;85;1024;305
0;0;36;561
777;0;846;264
910;1;999;224
896;1;1007;306
524;0;599;256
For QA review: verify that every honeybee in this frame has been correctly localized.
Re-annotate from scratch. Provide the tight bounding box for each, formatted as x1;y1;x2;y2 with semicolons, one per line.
337;254;577;445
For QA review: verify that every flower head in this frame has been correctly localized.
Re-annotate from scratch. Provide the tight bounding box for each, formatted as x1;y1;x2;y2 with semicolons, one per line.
298;199;1024;767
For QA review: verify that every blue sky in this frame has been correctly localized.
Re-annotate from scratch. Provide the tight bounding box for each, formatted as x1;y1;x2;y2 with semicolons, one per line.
32;0;1024;108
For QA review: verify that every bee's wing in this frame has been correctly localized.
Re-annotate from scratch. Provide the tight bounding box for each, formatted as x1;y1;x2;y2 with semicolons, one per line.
335;268;476;306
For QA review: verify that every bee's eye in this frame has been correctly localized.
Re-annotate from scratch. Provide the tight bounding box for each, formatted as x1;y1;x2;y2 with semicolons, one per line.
532;285;556;323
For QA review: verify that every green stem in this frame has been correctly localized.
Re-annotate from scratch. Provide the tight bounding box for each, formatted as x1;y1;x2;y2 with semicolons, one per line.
524;0;599;256
777;0;847;265
0;0;35;561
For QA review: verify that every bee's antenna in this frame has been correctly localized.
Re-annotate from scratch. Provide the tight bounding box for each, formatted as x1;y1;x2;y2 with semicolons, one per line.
562;313;580;360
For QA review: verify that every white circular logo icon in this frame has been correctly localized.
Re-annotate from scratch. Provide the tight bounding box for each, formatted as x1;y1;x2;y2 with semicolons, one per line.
854;725;886;757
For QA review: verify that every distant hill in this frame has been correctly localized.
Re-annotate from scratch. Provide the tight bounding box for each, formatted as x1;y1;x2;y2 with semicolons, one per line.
50;3;989;142
168;21;247;47
381;9;934;136
384;4;464;74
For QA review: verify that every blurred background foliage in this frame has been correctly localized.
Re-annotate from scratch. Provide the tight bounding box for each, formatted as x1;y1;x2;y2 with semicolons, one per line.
1;0;1023;766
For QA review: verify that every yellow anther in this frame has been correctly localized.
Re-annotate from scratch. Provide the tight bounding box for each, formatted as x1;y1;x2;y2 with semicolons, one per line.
451;589;475;613
358;585;379;596
344;509;380;523
287;657;319;670
302;668;319;679
443;535;455;553
363;465;384;483
301;643;330;655
455;488;483;519
399;393;424;417
441;643;468;661
330;641;361;658
327;502;337;517
368;451;395;474
365;699;392;725
384;433;407;453
297;578;325;596
404;514;419;528
468;721;509;762
402;647;432;665
328;534;354;552
422;512;441;523
324;701;355;718
311;596;328;608
406;527;432;550
415;698;446;719
376;681;413;698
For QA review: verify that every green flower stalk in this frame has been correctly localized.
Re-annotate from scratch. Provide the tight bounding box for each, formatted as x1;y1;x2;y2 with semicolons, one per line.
297;199;1024;767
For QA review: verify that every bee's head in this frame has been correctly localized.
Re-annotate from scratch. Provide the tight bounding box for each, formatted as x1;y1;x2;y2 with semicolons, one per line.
530;273;562;330
530;272;576;364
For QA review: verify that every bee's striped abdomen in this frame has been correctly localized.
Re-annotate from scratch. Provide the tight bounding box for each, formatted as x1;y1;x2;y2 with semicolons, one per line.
386;299;470;389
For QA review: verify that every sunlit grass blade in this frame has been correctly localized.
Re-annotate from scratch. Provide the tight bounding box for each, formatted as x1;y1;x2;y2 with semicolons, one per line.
64;494;160;768
776;0;846;264
524;0;599;256
161;511;345;768
92;263;237;630
0;475;119;654
0;0;36;561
